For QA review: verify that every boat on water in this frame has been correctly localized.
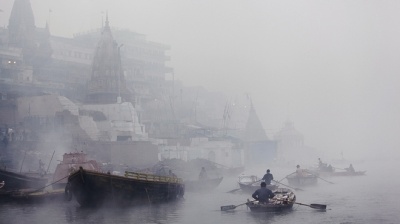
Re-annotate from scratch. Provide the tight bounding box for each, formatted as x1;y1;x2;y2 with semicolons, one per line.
238;175;278;193
246;188;296;212
329;170;366;176
286;172;318;187
52;152;101;190
0;168;48;192
67;167;185;207
184;177;223;191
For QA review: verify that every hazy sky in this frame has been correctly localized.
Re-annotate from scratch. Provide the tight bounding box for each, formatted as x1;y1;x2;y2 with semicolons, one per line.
1;0;400;161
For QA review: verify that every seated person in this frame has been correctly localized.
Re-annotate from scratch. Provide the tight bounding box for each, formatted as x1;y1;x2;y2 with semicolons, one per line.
252;182;275;204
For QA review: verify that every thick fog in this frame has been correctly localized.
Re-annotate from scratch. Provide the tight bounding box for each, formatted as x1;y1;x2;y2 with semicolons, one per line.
1;0;399;162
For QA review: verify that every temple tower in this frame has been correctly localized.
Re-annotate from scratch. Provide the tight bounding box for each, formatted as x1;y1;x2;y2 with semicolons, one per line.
7;0;37;61
87;15;128;104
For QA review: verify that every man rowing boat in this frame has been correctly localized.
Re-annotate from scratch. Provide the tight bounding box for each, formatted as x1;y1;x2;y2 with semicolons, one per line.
252;182;275;204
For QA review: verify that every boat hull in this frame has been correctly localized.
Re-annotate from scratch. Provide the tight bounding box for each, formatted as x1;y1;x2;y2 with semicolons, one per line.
0;169;48;191
286;175;318;187
246;188;296;212
67;168;184;207
330;171;366;176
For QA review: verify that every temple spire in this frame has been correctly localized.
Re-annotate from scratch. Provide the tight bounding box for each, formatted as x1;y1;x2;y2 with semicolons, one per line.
87;16;128;104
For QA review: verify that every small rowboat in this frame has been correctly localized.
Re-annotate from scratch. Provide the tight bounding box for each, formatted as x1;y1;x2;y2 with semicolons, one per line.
286;172;318;187
238;175;278;193
246;188;296;212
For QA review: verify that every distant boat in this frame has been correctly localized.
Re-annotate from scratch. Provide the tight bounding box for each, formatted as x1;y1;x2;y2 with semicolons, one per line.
238;175;278;193
329;170;366;177
52;152;101;190
67;167;185;207
184;177;223;191
0;168;48;191
286;172;318;187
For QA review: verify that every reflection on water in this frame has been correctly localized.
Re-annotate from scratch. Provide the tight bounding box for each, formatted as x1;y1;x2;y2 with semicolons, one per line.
1;160;400;224
62;200;183;224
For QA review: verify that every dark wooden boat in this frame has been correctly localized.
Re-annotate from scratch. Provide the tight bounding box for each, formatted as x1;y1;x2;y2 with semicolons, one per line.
246;188;296;212
52;152;101;190
286;172;318;187
184;177;223;191
67;167;185;207
0;168;48;191
238;175;278;193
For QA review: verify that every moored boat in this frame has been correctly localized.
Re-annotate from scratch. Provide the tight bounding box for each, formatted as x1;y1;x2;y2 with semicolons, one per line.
184;177;223;191
0;168;48;191
246;188;296;212
67;167;185;207
286;172;318;187
238;175;278;193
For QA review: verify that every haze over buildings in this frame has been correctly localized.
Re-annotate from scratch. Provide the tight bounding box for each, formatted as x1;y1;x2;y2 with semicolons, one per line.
1;0;400;162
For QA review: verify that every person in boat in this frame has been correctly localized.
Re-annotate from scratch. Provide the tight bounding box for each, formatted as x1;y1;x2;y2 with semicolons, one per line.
319;158;334;172
156;165;168;176
318;158;323;167
296;165;305;176
252;182;275;204
199;167;208;180
345;164;355;173
39;159;45;174
169;169;177;178
261;169;274;185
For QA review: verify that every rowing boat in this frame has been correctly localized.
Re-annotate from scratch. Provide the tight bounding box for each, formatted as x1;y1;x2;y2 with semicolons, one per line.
246;188;296;212
286;172;318;187
238;175;278;193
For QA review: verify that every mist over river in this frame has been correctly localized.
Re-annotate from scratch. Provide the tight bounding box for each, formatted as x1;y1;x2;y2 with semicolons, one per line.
1;159;398;224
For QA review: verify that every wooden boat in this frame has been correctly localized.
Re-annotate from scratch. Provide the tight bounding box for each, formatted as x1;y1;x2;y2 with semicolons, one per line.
52;152;101;190
238;175;278;193
246;188;296;212
184;177;223;191
286;172;318;187
67;167;185;207
0;168;48;191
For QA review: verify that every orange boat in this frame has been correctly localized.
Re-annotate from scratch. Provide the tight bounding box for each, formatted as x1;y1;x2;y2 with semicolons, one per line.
52;152;101;190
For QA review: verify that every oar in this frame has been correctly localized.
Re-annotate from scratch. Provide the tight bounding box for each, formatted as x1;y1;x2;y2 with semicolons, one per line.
221;200;255;211
272;180;304;191
294;202;327;210
304;170;334;184
226;188;241;193
278;172;296;182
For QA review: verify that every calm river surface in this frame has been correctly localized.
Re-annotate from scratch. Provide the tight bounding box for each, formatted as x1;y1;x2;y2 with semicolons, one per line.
1;160;399;224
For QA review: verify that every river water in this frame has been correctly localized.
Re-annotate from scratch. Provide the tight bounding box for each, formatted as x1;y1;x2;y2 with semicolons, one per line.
1;160;399;224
